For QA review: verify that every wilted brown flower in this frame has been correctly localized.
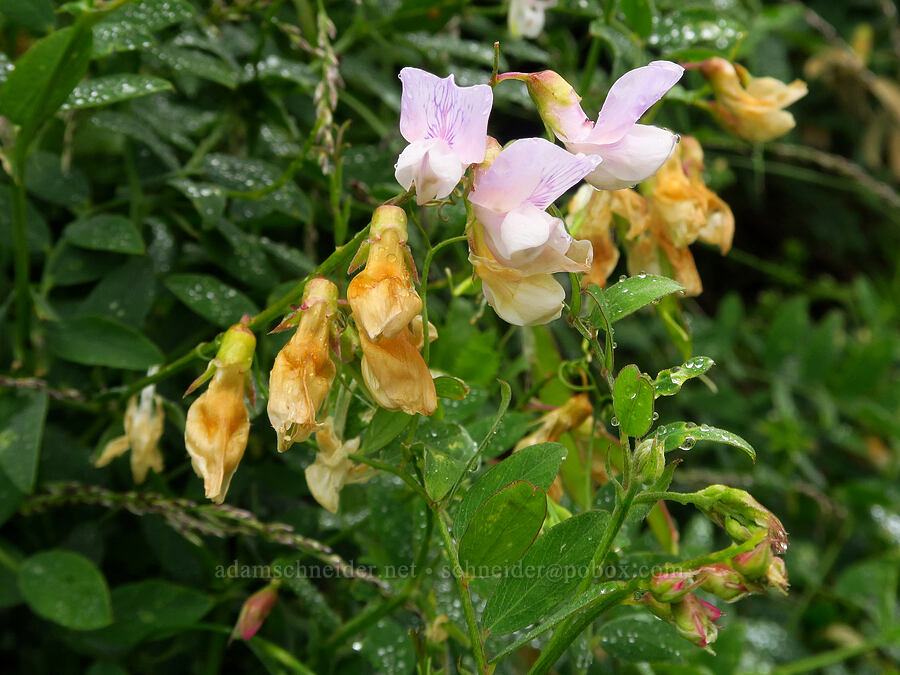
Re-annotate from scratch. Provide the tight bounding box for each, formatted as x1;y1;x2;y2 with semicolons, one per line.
95;385;165;484
184;321;255;504
304;417;370;513
696;57;807;143
347;205;421;342
267;278;339;452
359;322;437;416
350;206;437;416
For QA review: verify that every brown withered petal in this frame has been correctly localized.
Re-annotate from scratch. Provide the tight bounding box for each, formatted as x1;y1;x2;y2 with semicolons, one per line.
568;188;619;288
348;208;421;342
267;301;337;452
360;327;437;416
94;392;165;485
185;364;250;504
515;393;593;451
304;418;369;513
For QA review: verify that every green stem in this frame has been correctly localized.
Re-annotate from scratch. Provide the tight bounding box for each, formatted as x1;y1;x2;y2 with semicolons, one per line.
420;234;468;363
632;490;701;506
10;171;31;371
580;36;602;93
323;509;433;652
771;626;900;675
434;511;487;674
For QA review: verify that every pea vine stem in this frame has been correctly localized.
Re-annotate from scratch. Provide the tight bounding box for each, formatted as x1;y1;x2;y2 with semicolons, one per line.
434;509;488;674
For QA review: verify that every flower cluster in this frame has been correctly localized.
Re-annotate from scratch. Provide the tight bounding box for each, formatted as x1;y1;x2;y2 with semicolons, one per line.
97;56;803;517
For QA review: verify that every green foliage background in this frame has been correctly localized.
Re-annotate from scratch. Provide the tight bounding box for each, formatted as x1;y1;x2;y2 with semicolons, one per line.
0;0;898;673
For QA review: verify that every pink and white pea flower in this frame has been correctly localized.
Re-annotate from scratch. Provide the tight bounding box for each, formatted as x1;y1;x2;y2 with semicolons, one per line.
502;61;684;190
395;68;493;205
467;137;599;326
563;61;684;189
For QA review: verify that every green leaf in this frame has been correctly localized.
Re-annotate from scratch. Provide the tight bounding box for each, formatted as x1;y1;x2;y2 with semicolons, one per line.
24;150;90;207
655;422;756;461
361;408;412;454
63;74;173;110
597;614;699;662
434;375;470;401
653;356;714;397
0;388;48;493
18;550;112;630
454;442;567;536
49;246;120;286
488;582;624;663
64;215;145;254
84;580;213;649
79;257;156;325
168;179;227;226
458;481;547;575
603;275;684;323
47;315;163;370
0;0;56;34
361;618;415;675
89;111;180;169
92;0;195;57
150;45;238;89
620;0;654;38
613;364;655;437
165;273;258;327
834;558;898;627
419;421;477;501
0;24;93;153
482;510;611;635
651;8;745;59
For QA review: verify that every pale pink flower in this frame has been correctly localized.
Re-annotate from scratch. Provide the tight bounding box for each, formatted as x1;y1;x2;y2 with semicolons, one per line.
467;137;598;325
545;61;684;190
395;68;493;205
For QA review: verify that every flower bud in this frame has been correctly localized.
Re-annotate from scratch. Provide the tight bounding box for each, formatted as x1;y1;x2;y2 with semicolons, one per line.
765;556;789;595
95;383;165;485
642;592;673;620
694;484;788;554
304;417;370;513
348;206;421;342
232;583;279;642
185;322;255;504
267;279;339;452
695;57;808;143
649;570;705;603
633;437;665;485
359;325;437;416
672;593;722;648
496;70;593;143
700;563;755;603
731;540;772;580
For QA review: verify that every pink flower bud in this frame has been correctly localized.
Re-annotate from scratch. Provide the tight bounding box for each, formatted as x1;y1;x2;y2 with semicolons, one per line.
732;540;773;580
700;563;755;603
232;584;279;642
672;593;722;648
648;570;705;603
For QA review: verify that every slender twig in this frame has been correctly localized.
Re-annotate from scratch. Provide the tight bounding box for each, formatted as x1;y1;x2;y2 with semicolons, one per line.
0;376;85;402
20;482;390;592
420;235;469;363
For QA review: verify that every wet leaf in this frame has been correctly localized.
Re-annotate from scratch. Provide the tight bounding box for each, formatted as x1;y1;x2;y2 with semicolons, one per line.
165;273;258;327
